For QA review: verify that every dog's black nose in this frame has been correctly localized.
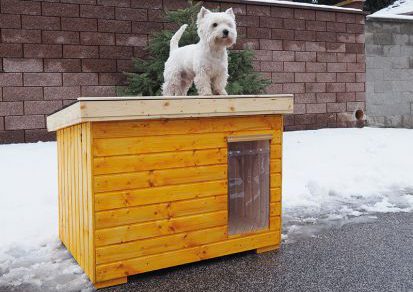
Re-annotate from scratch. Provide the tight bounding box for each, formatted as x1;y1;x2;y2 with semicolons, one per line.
223;29;229;36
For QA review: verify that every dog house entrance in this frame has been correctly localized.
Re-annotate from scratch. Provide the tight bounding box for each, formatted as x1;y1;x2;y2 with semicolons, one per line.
227;136;271;235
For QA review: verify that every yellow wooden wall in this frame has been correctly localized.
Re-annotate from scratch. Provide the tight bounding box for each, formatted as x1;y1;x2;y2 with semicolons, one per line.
90;115;283;283
57;122;95;283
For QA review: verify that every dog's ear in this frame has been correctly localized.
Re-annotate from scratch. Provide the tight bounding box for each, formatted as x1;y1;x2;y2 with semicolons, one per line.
198;7;211;20
225;8;235;19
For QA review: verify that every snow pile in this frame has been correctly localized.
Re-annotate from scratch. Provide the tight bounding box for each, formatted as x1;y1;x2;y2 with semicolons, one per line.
0;128;413;289
370;0;413;19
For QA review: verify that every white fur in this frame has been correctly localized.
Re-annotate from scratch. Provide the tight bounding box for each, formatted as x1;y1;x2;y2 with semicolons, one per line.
162;7;237;96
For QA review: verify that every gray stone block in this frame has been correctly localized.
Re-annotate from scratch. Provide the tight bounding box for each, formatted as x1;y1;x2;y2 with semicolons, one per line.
400;23;413;34
400;45;413;56
383;69;410;81
373;33;394;45
374;81;394;93
367;69;383;82
366;56;392;69
393;34;410;45
391;57;410;69
383;45;401;56
369;103;411;116
366;44;384;56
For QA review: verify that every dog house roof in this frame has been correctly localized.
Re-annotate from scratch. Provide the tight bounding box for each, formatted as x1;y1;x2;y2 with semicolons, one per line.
46;95;294;131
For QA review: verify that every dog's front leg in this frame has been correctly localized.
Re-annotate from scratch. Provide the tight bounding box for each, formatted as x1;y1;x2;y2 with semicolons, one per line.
212;73;228;95
194;73;212;96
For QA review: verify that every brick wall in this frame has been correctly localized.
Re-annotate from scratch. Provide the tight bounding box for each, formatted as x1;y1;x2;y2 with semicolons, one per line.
0;0;366;143
366;17;413;128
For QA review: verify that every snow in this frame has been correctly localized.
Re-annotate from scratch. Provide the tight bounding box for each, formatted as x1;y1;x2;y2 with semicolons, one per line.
1;128;413;290
244;0;362;12
369;0;413;19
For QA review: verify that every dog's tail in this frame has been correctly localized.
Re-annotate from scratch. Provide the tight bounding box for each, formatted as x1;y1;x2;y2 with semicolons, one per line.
170;24;188;53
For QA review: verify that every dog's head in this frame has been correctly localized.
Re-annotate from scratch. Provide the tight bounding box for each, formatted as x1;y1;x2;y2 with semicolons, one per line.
197;7;237;49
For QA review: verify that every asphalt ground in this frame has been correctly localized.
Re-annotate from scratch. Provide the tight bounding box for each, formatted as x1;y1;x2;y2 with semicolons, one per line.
103;212;413;292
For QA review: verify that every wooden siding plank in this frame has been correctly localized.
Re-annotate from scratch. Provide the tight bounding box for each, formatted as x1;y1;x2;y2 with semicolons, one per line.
93;130;281;157
96;225;227;265
81;123;89;279
95;231;279;281
95;210;228;247
96;195;227;229
93;148;227;175
92;116;281;139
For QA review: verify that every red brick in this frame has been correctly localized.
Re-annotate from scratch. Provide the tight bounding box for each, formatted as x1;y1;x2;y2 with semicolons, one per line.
3;87;43;101
307;103;326;114
63;45;99;58
356;73;365;83
24;73;62;86
295;9;315;20
271;29;294;40
81;86;116;97
283;40;305;51
117;59;133;72
100;46;133;59
293;103;306;114
259;39;282;50
283;114;295;126
316;113;336;125
265;83;283;94
2;29;41;44
99;73;127;85
62;17;97;32
271;7;293;18
260;17;283;29
24;101;62;115
24;44;62;58
326;83;345;92
284;19;305;30
317;93;336;103
355;34;365;44
0;118;3;131
42;2;79;17
316;11;336;22
260;61;283;72
337;73;356;82
345;43;364;54
82;59;116;72
347;101;365;111
0;73;22;86
248;27;271;39
98;0;130;6
162;0;188;10
295;113;316;125
80;5;115;19
317;52;337;62
247;5;270;16
42;31;80;44
295;30;315;41
22;15;60;30
316;31;336;42
347;62;365;72
355;92;365;101
336;13;356;23
253;50;273;61
44;59;81;72
346;83;364;92
327;63;347;72
316;73;336;82
306;20;326;32
355;14;365;24
326;43;346;53
346;23;364;34
44;86;80;100
1;0;41;15
305;41;326;52
0;14;21;28
116;34;147;46
117;7;147;21
25;129;56;143
0;102;23;115
337;33;355;43
295;93;316;104
272;73;294;83
285;125;306;131
283;83;305;94
80;32;115;45
337;92;355;102
132;21;162;34
63;73;98;86
272;51;294;61
234;39;260;50
306;62;326;72
337;53;356;63
295;73;316;82
295;51;315;62
3;58;42;72
284;62;305;72
0;130;25;144
306;83;326;93
5;115;44;130
99;19;131;33
131;0;162;9
326;22;346;33
237;15;260;27
148;9;165;22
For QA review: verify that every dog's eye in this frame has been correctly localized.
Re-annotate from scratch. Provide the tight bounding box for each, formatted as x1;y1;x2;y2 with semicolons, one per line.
212;23;218;27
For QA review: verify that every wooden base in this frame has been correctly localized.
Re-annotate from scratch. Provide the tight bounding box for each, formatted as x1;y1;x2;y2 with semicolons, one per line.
255;244;280;254
94;277;127;289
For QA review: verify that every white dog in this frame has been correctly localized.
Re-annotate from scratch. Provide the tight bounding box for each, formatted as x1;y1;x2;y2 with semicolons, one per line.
162;7;237;96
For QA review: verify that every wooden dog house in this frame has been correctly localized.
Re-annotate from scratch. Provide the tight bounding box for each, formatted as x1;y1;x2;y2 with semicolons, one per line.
47;95;293;289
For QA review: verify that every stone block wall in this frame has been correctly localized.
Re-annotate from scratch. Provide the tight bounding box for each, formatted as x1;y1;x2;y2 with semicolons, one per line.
0;0;366;143
366;17;413;128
